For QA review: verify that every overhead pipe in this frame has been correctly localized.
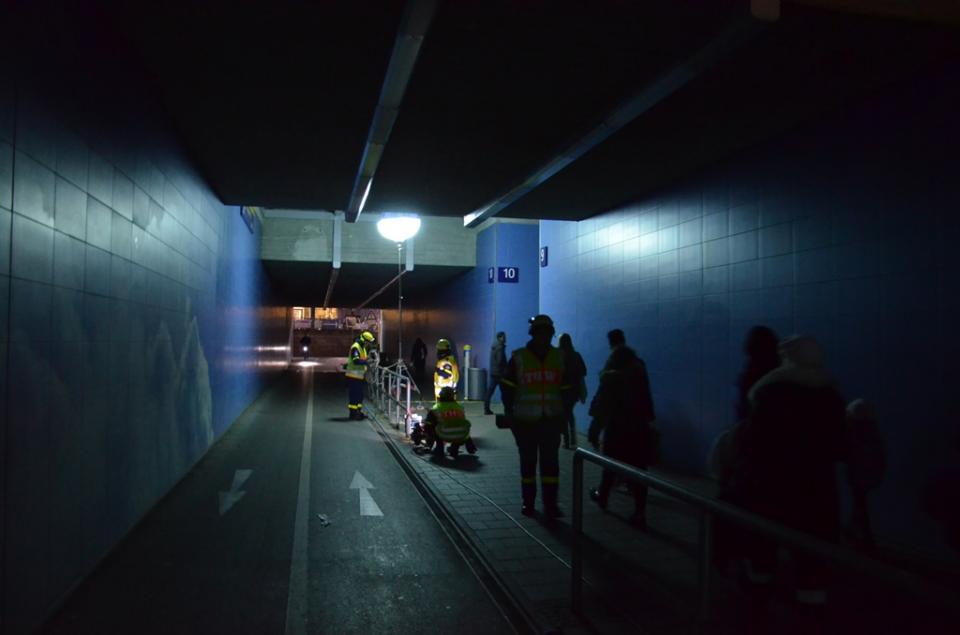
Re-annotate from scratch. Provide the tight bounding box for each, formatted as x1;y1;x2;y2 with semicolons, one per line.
355;269;408;310
464;1;779;227
346;0;438;222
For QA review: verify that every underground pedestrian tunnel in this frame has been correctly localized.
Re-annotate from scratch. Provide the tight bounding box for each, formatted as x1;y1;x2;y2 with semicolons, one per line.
2;1;960;633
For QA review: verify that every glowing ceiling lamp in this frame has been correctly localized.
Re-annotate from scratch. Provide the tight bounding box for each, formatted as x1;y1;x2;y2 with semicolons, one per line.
376;213;421;243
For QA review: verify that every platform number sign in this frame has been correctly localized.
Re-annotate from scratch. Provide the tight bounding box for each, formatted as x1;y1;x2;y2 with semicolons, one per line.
539;246;548;268
497;267;519;283
487;267;495;283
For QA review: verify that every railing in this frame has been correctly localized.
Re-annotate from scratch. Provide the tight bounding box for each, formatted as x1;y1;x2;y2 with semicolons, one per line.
367;361;423;434
571;447;957;623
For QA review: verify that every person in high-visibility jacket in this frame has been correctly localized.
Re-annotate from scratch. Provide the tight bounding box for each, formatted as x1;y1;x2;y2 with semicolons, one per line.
424;386;477;458
500;314;572;518
344;330;376;420
433;338;459;400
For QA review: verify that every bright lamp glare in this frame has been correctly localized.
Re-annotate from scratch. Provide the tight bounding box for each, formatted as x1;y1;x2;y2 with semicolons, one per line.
377;214;421;243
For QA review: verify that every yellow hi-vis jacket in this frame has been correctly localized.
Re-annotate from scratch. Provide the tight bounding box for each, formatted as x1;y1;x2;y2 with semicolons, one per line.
344;341;368;380
502;347;566;423
431;401;471;443
434;354;459;399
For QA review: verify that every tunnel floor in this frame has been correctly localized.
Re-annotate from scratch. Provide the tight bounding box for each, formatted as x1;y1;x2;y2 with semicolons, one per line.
40;370;515;634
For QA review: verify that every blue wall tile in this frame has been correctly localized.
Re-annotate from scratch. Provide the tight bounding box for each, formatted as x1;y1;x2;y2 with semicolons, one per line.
2;53;288;631
538;67;960;554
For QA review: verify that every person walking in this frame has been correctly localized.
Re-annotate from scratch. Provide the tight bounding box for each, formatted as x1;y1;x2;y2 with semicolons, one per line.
731;335;848;606
483;332;507;415
735;326;780;422
411;337;428;389
500;314;572;518
558;333;587;448
711;325;781;571
344;330;376;420
587;344;656;529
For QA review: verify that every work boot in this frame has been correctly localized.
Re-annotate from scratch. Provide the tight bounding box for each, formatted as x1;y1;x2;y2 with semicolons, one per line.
446;445;460;458
483;408;494;415
465;439;477;454
355;410;366;420
521;503;536;517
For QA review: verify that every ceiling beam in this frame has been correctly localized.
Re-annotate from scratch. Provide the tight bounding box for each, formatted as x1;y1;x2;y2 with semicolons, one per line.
345;0;438;223
463;3;778;228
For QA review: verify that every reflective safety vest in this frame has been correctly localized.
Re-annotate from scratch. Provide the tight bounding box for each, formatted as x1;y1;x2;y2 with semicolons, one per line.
434;355;459;394
344;341;368;380
432;401;471;442
510;347;565;423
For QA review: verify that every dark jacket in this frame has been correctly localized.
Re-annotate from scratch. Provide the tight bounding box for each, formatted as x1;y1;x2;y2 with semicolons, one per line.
735;326;780;421
732;339;847;539
588;346;655;466
488;337;507;378
561;349;587;407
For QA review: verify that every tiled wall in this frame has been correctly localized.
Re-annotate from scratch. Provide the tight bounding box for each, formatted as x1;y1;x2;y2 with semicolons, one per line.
0;26;288;634
540;66;960;558
388;221;538;401
493;223;541;363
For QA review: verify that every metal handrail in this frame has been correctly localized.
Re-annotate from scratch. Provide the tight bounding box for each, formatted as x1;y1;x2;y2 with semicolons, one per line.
572;447;957;621
367;362;424;434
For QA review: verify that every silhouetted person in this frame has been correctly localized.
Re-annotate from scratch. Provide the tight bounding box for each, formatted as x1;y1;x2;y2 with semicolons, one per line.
588;345;656;529
844;399;885;551
411;337;428;388
711;325;781;572
603;329;626;368
731;335;847;606
736;326;780;422
558;333;587;448
483;332;507;415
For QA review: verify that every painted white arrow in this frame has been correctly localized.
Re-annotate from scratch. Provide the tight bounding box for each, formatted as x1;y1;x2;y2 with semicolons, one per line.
219;469;252;516
349;471;383;517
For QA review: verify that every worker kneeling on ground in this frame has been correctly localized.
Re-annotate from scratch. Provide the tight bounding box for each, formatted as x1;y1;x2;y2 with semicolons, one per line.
424;387;477;458
344;330;376;420
434;338;459;400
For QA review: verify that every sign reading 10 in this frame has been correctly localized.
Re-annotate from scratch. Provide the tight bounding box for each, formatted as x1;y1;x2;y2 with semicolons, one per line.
487;267;520;283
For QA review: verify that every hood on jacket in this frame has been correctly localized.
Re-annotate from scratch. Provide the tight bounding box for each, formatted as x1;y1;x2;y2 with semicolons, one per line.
748;335;834;401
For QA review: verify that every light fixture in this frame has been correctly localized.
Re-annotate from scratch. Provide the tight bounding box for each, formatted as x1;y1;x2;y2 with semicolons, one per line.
377;213;421;243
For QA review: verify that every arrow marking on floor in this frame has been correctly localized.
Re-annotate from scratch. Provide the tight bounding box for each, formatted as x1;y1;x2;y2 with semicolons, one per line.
219;469;252;516
350;471;383;517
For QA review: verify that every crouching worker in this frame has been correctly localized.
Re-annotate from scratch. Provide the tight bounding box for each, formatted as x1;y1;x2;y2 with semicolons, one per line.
425;387;477;458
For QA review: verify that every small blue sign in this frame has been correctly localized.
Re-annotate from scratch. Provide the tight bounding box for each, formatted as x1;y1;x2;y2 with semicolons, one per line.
497;266;519;283
539;246;548;268
487;267;495;283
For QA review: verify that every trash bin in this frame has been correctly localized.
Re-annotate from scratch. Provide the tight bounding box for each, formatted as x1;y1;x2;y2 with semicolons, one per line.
466;368;487;401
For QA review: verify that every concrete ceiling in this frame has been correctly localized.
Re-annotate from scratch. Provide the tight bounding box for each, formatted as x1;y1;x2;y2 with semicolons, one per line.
55;2;960;222
262;260;471;309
